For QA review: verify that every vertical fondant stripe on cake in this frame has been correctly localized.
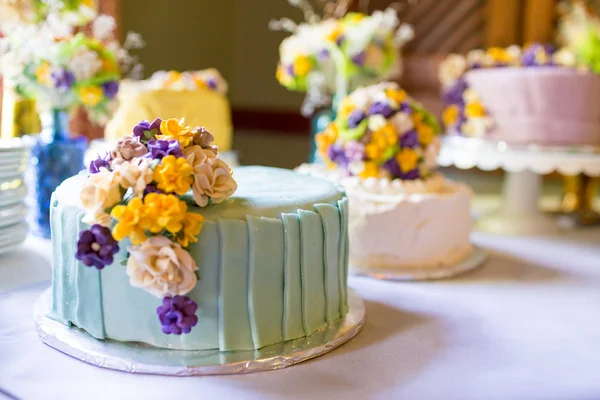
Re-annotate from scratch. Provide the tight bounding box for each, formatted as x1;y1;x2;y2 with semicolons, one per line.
338;198;349;313
186;221;220;349
281;213;305;341
247;216;285;349
298;209;327;334
74;213;106;338
49;196;63;320
315;204;341;324
61;209;84;326
217;219;254;351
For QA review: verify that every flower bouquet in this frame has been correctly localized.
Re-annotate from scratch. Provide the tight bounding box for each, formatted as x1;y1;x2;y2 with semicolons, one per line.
0;0;97;33
80;118;237;335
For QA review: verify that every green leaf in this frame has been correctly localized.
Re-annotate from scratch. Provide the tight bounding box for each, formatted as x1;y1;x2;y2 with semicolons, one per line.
337;118;368;141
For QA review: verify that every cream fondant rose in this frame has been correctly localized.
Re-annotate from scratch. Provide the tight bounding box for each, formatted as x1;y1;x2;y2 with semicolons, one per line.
111;136;148;165
183;144;217;169
81;169;122;226
438;54;467;88
391;112;414;134
114;157;153;198
190;159;237;207
126;236;198;298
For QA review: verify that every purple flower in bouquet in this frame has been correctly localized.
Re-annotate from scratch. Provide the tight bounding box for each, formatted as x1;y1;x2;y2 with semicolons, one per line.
400;130;420;148
146;139;182;160
382;158;421;181
368;101;395;118
328;143;349;167
348;110;366;128
317;49;330;62
521;43;555;67
344;141;365;162
206;79;218;90
89;152;111;174
399;101;413;115
157;296;199;335
336;35;345;47
442;78;468;106
144;184;163;196
75;225;120;269
101;81;119;99
51;69;75;90
286;64;295;77
133;118;162;139
352;51;366;66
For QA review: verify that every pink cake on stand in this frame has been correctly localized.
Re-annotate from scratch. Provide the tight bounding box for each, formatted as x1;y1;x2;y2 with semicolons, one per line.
466;68;600;147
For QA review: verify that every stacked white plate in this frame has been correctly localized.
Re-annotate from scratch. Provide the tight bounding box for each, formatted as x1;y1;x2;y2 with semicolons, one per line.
0;139;28;255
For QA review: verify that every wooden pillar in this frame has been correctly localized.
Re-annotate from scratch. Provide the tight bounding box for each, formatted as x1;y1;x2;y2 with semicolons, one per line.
523;0;557;43
485;0;522;47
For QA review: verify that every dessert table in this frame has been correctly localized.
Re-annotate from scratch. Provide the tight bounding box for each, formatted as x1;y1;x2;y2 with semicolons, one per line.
1;227;600;400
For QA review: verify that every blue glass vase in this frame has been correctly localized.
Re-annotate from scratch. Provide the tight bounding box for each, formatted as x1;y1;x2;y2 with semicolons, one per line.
309;107;337;164
26;109;87;238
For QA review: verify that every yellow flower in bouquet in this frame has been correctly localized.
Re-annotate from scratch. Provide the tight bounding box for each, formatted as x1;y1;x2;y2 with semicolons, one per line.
385;88;407;106
35;63;51;85
316;123;338;158
158;118;195;147
338;98;356;118
443;105;460;126
358;162;379;179
396;148;419;173
79;86;103;106
178;213;205;247
293;55;313;77
143;193;188;235
153;155;194;195
326;23;345;43
465;102;486;118
111;197;148;245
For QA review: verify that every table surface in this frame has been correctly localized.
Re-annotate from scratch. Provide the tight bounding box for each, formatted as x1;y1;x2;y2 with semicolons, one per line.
1;224;600;400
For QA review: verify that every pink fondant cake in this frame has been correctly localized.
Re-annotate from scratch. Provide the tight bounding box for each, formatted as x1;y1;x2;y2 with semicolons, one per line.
466;68;600;146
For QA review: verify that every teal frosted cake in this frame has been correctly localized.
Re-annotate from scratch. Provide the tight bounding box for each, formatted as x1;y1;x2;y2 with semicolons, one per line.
49;118;349;351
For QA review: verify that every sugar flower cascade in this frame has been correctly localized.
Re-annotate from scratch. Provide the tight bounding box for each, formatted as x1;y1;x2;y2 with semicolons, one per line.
77;118;237;335
316;82;441;180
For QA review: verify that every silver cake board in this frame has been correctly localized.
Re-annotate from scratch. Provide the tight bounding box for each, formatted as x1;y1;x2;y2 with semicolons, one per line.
34;289;365;376
350;246;488;281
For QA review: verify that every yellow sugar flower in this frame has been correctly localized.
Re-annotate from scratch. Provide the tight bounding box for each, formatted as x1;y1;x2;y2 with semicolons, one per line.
193;76;209;89
143;193;188;235
276;64;292;85
349;13;365;23
396;148;420;173
111;198;148;245
371;123;398;148
416;121;435;146
338;97;355;118
358;162;379;179
35;63;51;85
293;56;313;77
487;47;514;64
79;86;103;106
153;155;194;195
385;89;407;105
158;118;195;147
465;102;486;118
164;71;182;88
316;124;338;159
177;212;205;247
443;105;460;126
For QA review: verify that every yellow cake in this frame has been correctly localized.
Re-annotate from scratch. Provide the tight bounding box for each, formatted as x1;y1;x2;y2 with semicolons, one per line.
105;69;232;151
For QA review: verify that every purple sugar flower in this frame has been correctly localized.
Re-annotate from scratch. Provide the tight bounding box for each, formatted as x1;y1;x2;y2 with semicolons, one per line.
157;296;199;335
348;110;366;128
75;225;120;270
144;184;163;196
133;118;162;139
101;81;119;99
317;49;330;62
286;64;295;77
521;43;555;67
368;101;395;118
382;158;421;181
352;51;366;66
344;141;365;162
206;79;217;90
328;143;349;168
442;78;468;106
146;139;182;159
89;152;111;174
399;130;419;148
51;69;75;90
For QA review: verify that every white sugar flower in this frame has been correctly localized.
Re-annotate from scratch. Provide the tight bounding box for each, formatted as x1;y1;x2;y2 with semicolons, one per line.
127;236;198;298
114;157;153;198
70;48;102;81
80;169;122;227
439;54;467;88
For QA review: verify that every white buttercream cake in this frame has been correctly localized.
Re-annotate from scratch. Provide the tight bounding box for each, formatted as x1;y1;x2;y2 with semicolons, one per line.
298;82;474;273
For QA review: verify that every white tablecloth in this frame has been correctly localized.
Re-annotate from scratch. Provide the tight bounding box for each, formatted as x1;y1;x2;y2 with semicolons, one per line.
1;228;600;400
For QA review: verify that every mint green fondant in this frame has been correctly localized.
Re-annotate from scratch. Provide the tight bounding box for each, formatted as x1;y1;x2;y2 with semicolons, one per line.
338;198;349;313
247;216;285;349
50;166;349;351
315;204;342;324
281;213;305;341
299;209;327;334
217;219;253;351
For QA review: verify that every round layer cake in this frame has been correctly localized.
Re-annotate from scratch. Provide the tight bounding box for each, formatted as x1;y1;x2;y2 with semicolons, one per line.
297;165;473;270
105;70;233;151
466;68;600;146
49;166;350;351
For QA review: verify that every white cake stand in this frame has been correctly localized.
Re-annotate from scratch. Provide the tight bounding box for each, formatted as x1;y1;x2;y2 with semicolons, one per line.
438;136;600;235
